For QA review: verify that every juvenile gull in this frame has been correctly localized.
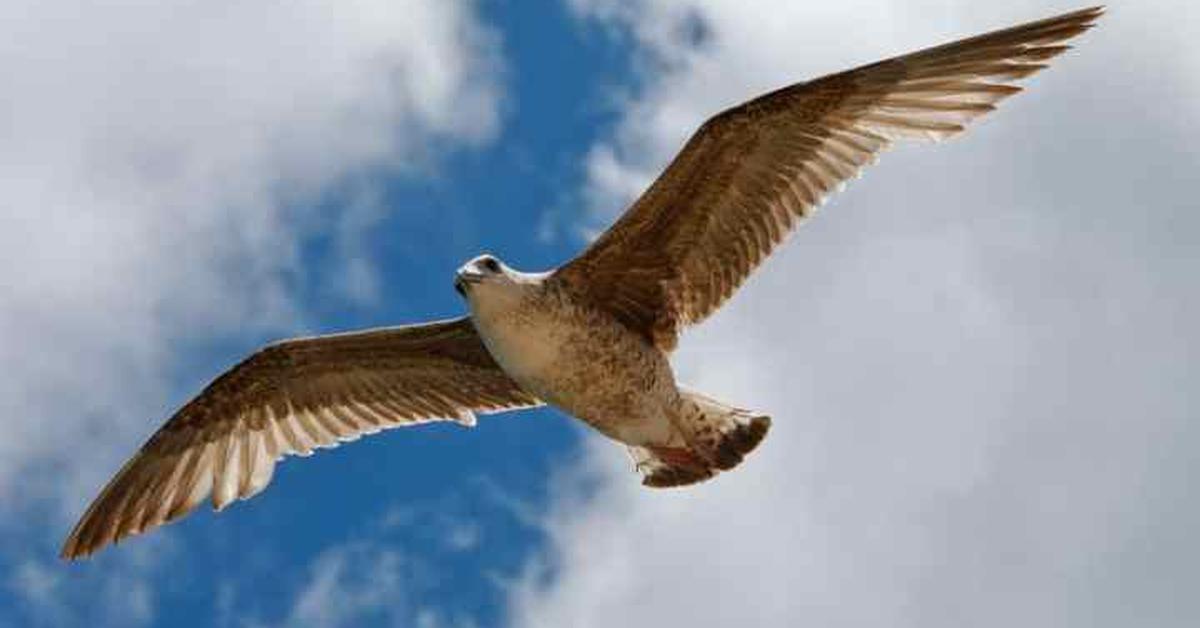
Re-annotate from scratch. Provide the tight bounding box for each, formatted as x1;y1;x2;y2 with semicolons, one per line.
62;6;1103;559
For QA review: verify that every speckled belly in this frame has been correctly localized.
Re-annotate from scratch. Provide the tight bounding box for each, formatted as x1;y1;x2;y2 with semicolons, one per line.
472;303;679;446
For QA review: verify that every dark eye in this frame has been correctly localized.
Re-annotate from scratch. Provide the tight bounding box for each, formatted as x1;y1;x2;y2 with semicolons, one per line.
482;257;500;273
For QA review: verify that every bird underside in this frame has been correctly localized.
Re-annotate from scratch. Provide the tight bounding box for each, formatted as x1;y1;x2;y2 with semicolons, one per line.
628;388;772;488
60;7;1101;560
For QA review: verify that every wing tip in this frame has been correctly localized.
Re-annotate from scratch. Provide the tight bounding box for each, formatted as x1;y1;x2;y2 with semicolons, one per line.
59;520;115;561
58;522;111;561
1060;6;1106;34
59;540;84;561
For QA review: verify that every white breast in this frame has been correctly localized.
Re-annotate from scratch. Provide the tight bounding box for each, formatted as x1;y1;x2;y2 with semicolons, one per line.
465;279;678;445
463;280;564;388
473;307;566;387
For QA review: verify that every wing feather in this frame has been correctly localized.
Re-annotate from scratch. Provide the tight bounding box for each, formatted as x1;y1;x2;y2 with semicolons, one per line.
61;317;540;559
553;7;1102;350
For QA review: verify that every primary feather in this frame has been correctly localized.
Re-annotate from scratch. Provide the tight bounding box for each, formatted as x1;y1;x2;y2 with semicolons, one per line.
553;7;1103;351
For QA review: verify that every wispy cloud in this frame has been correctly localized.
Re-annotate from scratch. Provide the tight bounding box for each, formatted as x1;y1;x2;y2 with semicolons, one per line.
220;489;511;628
285;543;408;628
236;537;466;628
511;2;1200;627
7;534;173;627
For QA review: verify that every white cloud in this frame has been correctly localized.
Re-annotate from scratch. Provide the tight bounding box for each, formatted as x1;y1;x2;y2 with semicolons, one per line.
235;496;499;628
285;544;408;628
0;0;502;517
281;542;484;628
511;2;1200;627
0;0;502;620
8;534;173;626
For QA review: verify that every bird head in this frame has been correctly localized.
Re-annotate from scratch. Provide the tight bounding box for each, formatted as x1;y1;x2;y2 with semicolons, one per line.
455;253;550;305
455;254;519;299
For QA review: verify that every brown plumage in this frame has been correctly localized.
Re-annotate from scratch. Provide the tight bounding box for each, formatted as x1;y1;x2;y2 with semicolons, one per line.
61;318;539;559
63;6;1101;561
553;6;1104;351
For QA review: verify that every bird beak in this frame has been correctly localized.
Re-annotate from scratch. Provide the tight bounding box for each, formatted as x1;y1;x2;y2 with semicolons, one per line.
454;270;484;297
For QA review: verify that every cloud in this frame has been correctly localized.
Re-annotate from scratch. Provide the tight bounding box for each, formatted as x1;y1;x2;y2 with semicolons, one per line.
281;538;481;628
221;494;502;628
0;0;503;620
0;0;502;517
233;537;473;628
7;534;173;627
285;543;408;628
510;2;1200;627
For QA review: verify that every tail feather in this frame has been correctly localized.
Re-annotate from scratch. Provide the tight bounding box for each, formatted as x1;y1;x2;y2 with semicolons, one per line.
630;389;771;488
711;411;771;471
629;445;716;488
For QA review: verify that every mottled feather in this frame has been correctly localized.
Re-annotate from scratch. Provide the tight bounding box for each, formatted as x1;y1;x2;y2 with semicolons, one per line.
62;6;1103;561
61;317;540;559
553;7;1103;350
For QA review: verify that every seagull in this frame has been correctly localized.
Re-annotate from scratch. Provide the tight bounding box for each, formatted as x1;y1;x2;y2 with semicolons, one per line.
62;6;1103;559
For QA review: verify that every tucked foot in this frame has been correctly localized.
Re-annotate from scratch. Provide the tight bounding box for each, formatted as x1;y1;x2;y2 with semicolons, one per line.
627;388;772;488
631;445;716;488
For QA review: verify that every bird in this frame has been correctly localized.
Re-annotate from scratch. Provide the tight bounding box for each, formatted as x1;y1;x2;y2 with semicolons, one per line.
61;6;1103;559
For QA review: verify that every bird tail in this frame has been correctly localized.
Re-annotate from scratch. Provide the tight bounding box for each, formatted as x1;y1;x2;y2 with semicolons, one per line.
630;388;771;488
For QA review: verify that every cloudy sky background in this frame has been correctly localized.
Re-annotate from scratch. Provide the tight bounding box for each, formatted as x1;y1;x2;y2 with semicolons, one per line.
1;1;1196;627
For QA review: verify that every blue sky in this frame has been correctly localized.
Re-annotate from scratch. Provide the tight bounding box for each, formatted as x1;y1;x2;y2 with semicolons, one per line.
2;2;1199;627
2;1;620;625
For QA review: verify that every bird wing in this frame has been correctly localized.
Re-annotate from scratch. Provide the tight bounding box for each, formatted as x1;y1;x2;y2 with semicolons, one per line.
61;316;540;559
552;7;1102;350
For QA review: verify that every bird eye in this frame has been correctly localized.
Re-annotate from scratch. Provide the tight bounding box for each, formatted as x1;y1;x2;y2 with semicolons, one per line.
482;257;500;273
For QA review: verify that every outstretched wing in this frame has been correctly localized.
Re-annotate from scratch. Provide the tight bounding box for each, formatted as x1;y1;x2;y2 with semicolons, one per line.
62;317;540;559
553;7;1102;350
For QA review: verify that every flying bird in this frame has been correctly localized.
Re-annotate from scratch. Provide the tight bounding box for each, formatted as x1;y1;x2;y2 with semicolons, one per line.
62;6;1103;559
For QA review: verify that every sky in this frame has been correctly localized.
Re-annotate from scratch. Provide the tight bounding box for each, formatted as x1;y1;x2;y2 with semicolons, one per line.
0;1;1196;627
